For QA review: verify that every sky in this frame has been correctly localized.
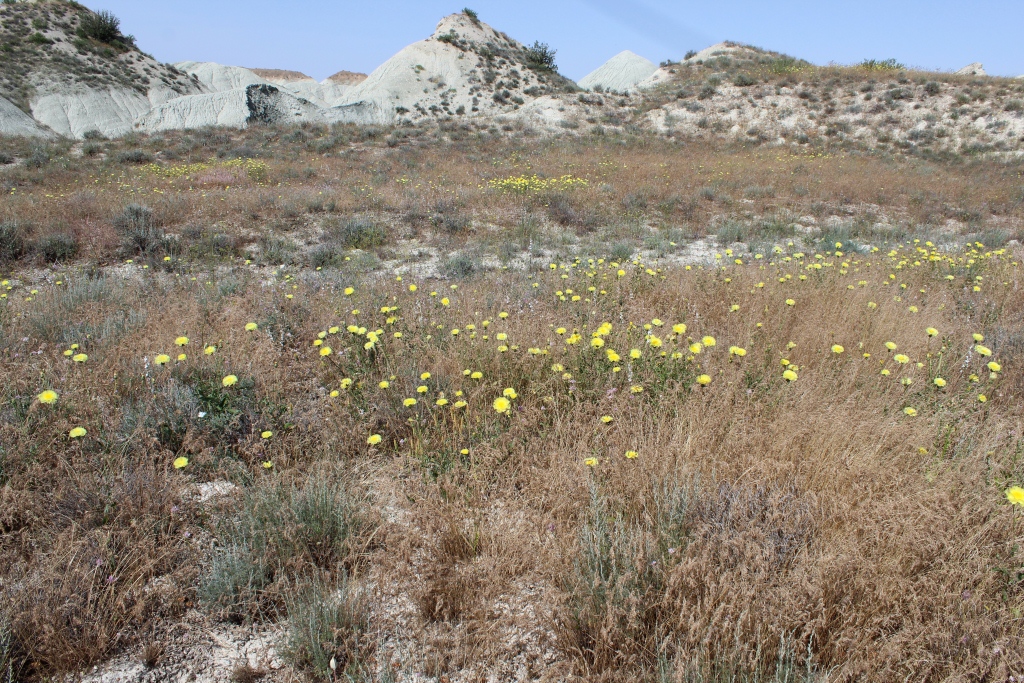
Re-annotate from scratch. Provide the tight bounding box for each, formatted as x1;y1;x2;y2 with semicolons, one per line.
91;0;1024;81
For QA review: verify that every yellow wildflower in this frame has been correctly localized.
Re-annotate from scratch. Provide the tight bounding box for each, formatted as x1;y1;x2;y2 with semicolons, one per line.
1006;486;1024;506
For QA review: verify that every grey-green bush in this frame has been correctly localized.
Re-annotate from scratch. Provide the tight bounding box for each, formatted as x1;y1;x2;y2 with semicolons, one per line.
0;222;27;263
37;233;79;263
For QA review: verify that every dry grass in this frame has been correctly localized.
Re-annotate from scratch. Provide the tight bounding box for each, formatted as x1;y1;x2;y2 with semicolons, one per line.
1;124;1022;274
1;125;1024;681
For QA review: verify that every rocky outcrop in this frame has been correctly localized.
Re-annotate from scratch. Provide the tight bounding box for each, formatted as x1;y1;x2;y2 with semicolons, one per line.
135;84;324;133
30;85;152;138
0;94;54;137
174;61;268;93
251;68;363;107
578;51;658;93
955;62;987;76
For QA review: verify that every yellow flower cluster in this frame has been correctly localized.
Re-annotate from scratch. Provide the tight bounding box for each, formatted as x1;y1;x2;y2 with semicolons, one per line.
487;174;589;194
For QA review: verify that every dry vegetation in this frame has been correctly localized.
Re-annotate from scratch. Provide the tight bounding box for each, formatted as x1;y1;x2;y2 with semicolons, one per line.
1;120;1024;682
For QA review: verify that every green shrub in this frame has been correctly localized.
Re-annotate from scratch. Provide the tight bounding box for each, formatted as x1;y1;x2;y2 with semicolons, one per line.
0;613;22;683
0;222;27;263
258;236;297;265
77;10;133;46
560;486;663;672
37;233;79;263
441;253;479;280
717;220;749;244
327;217;388;250
284;577;369;680
924;81;941;96
743;185;775;199
201;479;372;620
734;73;757;87
308;244;341;269
113;204;164;256
524;41;557;72
609;241;634;261
462;8;479;22
116;149;153;164
430;201;471;234
859;58;905;71
25;148;50;169
0;152;12;165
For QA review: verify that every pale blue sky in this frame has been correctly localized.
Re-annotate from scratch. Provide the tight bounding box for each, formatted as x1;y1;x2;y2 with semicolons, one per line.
93;1;1024;81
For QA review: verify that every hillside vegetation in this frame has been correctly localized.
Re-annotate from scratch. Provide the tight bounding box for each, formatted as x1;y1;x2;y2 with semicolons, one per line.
0;0;195;112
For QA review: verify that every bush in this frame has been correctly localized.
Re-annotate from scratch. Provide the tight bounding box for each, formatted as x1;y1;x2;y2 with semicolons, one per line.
113;204;164;256
462;7;479;22
0;222;27;263
698;84;717;100
430;200;471;234
327;217;387;250
859;58;905;71
524;41;557;72
202;479;372;620
259;236;297;265
734;73;757;87
924;81;941;96
284;577;369;680
441;253;479;280
0;614;20;682
37;233;79;263
116;149;152;164
717;220;749;244
609;241;634;262
25;148;50;169
0;151;12;165
77;10;132;46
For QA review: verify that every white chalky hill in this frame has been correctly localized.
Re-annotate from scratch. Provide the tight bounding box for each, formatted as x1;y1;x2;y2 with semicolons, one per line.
578;50;658;94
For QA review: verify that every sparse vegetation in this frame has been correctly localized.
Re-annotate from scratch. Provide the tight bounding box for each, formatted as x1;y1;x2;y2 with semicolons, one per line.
858;58;907;71
1;25;1024;683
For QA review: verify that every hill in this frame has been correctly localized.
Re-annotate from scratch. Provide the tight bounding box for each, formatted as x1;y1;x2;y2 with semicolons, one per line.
578;50;658;93
331;11;576;124
0;0;201;137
